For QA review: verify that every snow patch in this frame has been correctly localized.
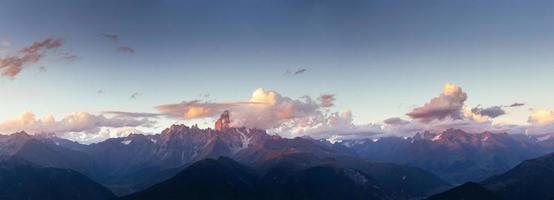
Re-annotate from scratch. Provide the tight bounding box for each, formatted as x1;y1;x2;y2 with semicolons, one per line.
230;129;252;154
326;135;342;144
432;134;443;141
482;136;490;142
121;140;132;145
538;134;552;142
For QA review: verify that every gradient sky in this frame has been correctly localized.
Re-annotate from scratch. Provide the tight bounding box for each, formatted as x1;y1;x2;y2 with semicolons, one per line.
0;0;553;138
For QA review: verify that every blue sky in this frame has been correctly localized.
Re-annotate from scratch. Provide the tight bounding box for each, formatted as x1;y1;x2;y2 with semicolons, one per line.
0;0;553;141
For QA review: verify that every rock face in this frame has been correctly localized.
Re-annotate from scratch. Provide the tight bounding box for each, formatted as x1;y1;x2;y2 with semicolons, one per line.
214;110;231;131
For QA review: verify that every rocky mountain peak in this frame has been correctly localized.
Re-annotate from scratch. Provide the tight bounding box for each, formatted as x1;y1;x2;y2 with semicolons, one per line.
215;110;231;131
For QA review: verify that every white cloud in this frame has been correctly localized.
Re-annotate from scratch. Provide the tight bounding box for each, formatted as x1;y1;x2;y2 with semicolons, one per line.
0;111;155;137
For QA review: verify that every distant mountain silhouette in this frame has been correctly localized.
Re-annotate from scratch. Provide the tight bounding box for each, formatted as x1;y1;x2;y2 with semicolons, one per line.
0;159;115;200
425;182;500;200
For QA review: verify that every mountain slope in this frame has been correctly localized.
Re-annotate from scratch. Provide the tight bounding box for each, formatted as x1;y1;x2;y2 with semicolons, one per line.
0;159;115;200
120;157;398;200
255;153;449;199
482;152;554;200
425;182;501;200
119;157;259;200
259;164;395;200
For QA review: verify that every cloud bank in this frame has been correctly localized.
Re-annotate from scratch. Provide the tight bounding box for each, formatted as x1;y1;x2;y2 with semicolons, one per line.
0;111;155;137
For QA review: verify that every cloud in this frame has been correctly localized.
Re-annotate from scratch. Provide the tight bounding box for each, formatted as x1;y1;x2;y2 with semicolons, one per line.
156;100;251;119
526;110;554;134
98;33;119;43
529;110;554;124
383;117;410;125
285;68;308;76
471;106;506;118
130;92;142;99
0;111;155;136
509;102;525;107
156;88;385;140
406;83;467;122
97;89;104;94
102;111;161;118
373;83;533;137
286;109;386;140
117;46;135;54
294;68;307;75
0;37;63;78
157;88;328;130
318;94;336;107
56;52;80;62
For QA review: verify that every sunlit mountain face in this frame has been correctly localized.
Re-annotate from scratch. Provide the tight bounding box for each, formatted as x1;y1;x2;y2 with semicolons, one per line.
1;0;553;199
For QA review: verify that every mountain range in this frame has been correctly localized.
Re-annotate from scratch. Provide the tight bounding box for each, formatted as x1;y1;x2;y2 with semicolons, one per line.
332;128;554;183
1;125;554;199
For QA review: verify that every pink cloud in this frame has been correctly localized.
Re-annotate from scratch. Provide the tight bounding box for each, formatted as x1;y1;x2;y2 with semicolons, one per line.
407;83;467;122
0;37;63;78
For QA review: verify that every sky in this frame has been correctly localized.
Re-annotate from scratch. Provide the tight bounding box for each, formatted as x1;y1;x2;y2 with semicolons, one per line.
0;0;553;143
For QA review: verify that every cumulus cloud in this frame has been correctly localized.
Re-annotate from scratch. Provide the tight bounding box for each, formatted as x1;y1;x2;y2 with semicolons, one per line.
406;83;467;122
157;88;384;139
529;110;554;124
156;100;253;119
372;83;533;137
318;94;336;107
117;46;135;54
0;37;63;78
0;111;155;136
526;110;554;134
157;88;322;130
